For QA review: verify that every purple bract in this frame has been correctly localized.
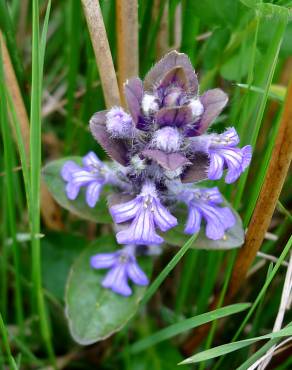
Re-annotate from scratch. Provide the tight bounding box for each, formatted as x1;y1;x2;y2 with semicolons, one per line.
61;51;252;296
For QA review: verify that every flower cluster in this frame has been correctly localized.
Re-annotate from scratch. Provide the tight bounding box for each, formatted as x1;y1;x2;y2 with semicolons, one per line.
61;51;252;296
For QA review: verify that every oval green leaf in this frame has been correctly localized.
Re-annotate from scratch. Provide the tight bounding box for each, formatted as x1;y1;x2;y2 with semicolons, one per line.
42;157;112;223
65;236;152;345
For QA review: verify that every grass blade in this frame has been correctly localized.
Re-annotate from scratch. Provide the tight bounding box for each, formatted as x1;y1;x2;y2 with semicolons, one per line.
141;233;198;306
131;303;251;353
179;325;292;365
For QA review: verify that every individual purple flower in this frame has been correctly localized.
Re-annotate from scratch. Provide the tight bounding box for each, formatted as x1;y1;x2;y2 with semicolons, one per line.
190;127;252;183
61;152;106;208
181;187;236;240
90;245;148;296
110;181;178;245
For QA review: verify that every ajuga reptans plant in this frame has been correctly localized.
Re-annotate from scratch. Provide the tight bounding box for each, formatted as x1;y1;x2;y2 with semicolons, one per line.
60;51;252;296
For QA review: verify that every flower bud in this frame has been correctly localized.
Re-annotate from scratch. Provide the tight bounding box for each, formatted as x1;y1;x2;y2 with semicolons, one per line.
188;98;204;119
152;127;182;152
142;94;159;115
106;107;133;138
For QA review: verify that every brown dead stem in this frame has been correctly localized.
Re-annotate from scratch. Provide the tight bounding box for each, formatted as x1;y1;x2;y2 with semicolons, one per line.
81;0;120;108
183;80;292;355
0;32;63;230
116;0;139;106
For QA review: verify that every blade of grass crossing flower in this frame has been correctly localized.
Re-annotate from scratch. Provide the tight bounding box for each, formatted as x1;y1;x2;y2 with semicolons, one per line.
0;312;18;370
131;303;251;354
30;0;55;364
179;325;292;365
195;252;223;314
0;42;24;336
175;249;199;313
234;17;287;210
141;233;198;306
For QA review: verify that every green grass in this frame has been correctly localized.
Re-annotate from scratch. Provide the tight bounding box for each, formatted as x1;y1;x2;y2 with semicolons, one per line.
0;0;291;369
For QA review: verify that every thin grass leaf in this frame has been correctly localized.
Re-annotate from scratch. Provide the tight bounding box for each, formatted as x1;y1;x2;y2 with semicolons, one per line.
131;303;251;353
0;312;18;370
140;233;198;306
179;325;292;365
30;0;55;364
236;83;286;102
0;41;24;335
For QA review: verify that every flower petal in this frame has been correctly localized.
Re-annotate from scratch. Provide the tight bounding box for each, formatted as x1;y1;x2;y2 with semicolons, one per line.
144;50;198;94
142;149;191;171
184;206;202;234
65;182;81;200
82;151;102;169
155;106;193;128
110;197;142;224
124;77;143;124
61;161;81;181
208;152;225;180
127;260;149;286
102;265;132;296
197;89;228;134
157;67;188;91
90;111;129;166
90;252;117;269
116;209;164;245
153;198;178;231
86;181;103;207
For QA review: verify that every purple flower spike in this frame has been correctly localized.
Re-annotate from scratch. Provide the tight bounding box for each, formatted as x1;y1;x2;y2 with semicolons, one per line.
182;187;236;240
61;152;106;208
110;181;178;245
90;246;149;296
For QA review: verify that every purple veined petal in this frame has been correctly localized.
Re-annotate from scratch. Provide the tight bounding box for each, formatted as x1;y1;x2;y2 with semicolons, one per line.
142;149;191;171
61;161;81;181
199;203;227;240
241;145;252;171
152;198;178;231
65;182;81;200
157;67;188;91
70;170;99;186
110;197;142;224
219;148;245;184
220;127;240;147
127;260;149;286
89;111;129;166
155;106;193;128
197;89;228;134
82;151;102;170
116;208;164;245
208;152;225;180
124;77;143;124
90;252;118;269
86;181;103;208
144;50;198;94
102;265;132;296
181;154;209;183
219;207;236;230
184;206;202;234
201;187;223;204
